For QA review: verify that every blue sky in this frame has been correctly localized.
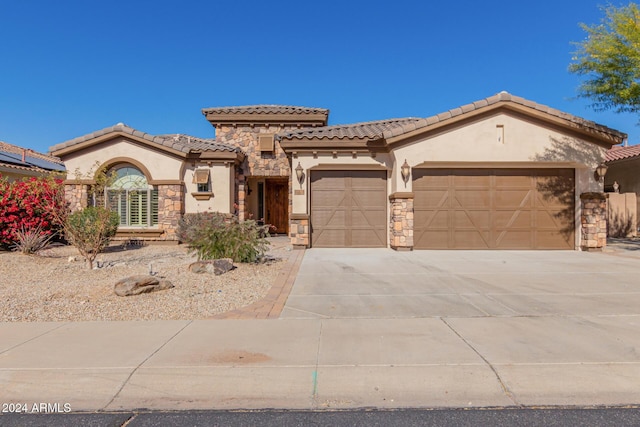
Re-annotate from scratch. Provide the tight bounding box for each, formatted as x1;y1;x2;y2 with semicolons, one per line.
1;1;638;154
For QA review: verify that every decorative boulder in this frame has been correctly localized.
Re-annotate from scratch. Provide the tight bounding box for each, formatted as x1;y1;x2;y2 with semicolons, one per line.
188;258;235;275
114;275;174;297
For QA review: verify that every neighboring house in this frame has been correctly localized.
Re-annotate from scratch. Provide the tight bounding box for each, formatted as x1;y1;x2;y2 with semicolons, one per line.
0;141;65;181
604;145;640;194
49;92;625;250
604;144;640;235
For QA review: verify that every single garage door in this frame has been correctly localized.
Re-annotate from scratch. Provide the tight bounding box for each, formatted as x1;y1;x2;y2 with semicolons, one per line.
310;170;387;247
413;168;574;249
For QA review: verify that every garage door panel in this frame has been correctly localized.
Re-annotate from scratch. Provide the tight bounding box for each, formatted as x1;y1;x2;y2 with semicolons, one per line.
495;231;532;249
535;210;565;228
537;231;573;249
453;190;491;208
421;210;449;228
311;170;387;248
313;229;345;247
417;232;447;248
495;190;532;208
414;190;448;208
453;231;490;249
414;168;574;250
351;210;385;227
312;209;346;227
312;191;347;207
453;210;490;228
494;210;531;228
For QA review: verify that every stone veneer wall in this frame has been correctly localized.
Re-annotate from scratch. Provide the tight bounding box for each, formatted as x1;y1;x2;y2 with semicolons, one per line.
64;184;88;211
580;192;607;251
389;193;414;250
218;125;294;227
290;215;309;248
216;125;292;177
158;184;183;240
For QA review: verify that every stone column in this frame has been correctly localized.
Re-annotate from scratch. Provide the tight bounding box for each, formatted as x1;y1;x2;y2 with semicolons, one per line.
64;183;88;212
389;192;414;251
289;214;309;249
580;192;607;251
158;184;183;240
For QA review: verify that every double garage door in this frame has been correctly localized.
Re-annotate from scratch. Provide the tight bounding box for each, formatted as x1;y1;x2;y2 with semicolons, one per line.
413;168;575;249
309;168;575;249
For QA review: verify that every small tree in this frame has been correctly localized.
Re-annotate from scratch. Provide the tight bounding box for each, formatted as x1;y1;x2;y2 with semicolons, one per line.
570;3;640;115
65;206;120;269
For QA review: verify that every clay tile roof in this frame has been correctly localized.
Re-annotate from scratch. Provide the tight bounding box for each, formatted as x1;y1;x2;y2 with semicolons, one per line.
277;92;625;144
0;141;65;172
49;124;240;155
605;144;640;162
201;105;329;115
380;91;626;142
278;118;423;141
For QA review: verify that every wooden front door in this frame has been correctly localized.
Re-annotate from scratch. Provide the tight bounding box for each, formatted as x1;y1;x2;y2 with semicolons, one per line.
265;179;288;234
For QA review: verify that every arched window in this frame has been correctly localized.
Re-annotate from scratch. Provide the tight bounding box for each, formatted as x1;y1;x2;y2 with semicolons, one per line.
106;166;158;226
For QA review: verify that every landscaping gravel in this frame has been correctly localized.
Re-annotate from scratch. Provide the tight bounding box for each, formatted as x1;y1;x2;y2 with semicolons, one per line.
0;240;289;322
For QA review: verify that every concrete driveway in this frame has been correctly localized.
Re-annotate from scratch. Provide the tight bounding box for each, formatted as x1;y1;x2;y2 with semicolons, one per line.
281;249;640;319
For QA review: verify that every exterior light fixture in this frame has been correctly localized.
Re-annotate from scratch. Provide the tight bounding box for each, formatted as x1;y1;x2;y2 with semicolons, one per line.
295;162;304;188
595;163;608;183
400;159;411;186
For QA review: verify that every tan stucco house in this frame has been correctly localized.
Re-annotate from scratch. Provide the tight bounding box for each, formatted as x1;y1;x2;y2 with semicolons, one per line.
49;92;625;250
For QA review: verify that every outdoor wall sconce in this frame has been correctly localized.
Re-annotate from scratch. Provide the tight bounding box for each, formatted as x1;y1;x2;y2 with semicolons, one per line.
595;162;608;183
400;159;411;186
295;162;305;188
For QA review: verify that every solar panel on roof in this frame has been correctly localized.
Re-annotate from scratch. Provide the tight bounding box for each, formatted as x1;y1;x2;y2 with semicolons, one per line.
0;150;29;166
24;155;65;171
0;149;65;171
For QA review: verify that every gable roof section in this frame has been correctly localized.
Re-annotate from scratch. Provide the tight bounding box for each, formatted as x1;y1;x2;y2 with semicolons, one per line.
605;144;640;163
203;105;329;127
381;92;626;147
278;92;626;151
49;123;242;160
0;141;65;174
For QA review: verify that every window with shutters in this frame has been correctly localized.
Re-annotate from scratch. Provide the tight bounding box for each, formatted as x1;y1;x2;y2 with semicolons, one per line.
105;166;158;227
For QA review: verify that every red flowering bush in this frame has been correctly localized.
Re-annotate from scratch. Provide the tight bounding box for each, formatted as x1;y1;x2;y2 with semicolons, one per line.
0;175;68;247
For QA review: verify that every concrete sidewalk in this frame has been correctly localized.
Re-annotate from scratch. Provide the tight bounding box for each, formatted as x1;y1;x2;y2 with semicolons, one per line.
2;315;640;411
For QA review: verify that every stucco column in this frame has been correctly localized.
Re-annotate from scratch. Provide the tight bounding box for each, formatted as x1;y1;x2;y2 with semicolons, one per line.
389;192;414;251
580;192;607;251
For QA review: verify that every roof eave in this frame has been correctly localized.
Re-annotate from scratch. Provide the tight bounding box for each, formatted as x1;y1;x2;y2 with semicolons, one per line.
384;102;626;148
51;132;188;159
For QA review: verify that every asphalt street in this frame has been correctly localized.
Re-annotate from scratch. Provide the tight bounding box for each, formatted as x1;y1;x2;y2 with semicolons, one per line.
2;408;640;427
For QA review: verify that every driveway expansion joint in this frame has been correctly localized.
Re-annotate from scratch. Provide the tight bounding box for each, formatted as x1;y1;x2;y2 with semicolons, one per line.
0;322;69;356
440;317;521;407
102;320;194;410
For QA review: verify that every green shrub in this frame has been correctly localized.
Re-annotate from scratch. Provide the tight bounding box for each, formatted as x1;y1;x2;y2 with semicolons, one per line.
179;212;270;263
65;206;120;269
176;212;233;243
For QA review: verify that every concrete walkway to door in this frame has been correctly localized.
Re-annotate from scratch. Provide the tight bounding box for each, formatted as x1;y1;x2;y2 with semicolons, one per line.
281;248;640;319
